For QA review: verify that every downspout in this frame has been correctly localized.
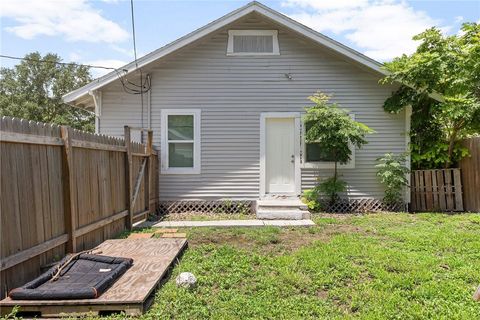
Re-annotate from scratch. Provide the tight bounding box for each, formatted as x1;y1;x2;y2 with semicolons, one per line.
89;90;102;134
147;74;151;129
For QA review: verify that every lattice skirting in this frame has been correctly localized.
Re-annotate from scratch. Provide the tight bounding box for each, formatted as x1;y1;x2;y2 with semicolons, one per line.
159;200;254;215
320;198;406;213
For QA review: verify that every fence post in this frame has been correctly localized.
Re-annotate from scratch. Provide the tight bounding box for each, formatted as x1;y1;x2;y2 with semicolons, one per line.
124;126;133;230
60;126;77;253
145;130;153;215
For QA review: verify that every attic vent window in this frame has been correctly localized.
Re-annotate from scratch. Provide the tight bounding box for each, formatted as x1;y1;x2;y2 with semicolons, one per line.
227;30;279;56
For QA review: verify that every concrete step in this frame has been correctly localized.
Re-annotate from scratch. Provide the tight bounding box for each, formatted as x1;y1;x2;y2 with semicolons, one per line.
257;199;304;206
257;199;308;211
256;209;310;220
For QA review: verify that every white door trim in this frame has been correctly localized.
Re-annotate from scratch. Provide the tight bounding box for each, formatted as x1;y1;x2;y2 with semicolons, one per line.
260;112;301;197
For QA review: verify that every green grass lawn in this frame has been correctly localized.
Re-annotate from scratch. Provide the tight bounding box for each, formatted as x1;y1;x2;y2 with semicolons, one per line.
107;213;480;319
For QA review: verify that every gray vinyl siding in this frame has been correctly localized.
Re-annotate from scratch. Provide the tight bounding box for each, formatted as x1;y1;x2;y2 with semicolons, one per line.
99;14;405;201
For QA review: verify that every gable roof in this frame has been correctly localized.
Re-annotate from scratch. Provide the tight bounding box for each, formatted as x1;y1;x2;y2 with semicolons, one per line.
63;1;440;108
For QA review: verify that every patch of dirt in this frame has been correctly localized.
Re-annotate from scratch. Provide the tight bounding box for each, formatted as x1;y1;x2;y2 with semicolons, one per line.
316;289;329;300
187;223;369;253
189;231;254;249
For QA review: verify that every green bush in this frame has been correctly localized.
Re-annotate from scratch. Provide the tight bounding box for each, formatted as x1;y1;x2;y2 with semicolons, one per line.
301;177;347;211
375;153;410;204
318;177;347;205
301;188;323;212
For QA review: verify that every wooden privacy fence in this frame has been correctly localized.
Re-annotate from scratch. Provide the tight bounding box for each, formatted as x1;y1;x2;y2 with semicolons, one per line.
459;137;480;212
411;169;463;212
0;117;159;298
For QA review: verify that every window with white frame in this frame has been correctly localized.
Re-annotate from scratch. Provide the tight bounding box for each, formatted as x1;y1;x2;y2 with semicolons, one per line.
227;30;279;55
301;114;356;169
161;109;201;174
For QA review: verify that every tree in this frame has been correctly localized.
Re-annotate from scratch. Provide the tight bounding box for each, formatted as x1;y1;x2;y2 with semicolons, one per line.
0;52;95;131
303;92;374;204
382;23;480;169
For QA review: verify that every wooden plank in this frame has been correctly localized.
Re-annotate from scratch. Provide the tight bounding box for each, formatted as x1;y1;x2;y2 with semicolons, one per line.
445;169;454;210
437;170;446;211
0;303;144;318
431;171;438;210
0;234;68;271
0;238;187;316
133;210;150;221
38;129;55;266
131;152;149;157
71;139;126;152
154;229;178;234
0;131;63;146
460;137;480;212
411;172;417;211
18;120;40;281
124;126;134;230
161;233;187;238
74;210;129;238
453;169;463;211
131;158;147;209
61;126;77;253
424;170;433;211
418;170;426;211
127;127;153;132
127;233;154;239
145;130;153;214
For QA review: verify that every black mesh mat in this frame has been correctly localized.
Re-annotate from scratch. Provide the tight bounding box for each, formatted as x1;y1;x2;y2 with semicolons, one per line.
9;254;133;300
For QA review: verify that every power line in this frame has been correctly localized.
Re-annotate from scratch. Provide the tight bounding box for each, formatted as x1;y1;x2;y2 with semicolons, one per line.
130;0;138;67
129;0;145;139
0;54;122;71
1;52;151;94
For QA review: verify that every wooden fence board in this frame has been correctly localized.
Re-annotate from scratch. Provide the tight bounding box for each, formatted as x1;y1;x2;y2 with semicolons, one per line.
425;170;432;211
431;171;438;210
419;170;426;210
459;137;480;212
0;117;159;299
437;170;446;211
444;170;454;210
453;169;463;211
411;169;463;212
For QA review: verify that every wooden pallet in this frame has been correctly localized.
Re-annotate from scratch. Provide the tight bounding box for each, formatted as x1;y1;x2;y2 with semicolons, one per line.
0;238;187;317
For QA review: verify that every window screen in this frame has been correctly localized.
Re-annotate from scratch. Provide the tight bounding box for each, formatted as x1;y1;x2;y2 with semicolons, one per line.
233;35;274;53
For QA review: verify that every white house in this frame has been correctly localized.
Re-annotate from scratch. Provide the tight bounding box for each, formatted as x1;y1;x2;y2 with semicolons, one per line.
64;1;415;215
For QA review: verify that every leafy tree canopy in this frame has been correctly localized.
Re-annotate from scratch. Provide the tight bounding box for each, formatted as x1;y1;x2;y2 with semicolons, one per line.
304;93;374;165
0;52;94;131
382;23;480;169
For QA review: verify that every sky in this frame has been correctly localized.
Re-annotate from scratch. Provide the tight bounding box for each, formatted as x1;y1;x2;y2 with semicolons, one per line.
1;0;479;77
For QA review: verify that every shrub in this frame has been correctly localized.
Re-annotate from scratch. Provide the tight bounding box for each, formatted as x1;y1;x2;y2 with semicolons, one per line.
301;188;323;212
375;153;410;204
318;177;347;205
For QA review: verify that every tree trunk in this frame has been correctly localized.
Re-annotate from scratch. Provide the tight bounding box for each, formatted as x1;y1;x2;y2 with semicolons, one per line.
445;130;458;169
331;160;338;205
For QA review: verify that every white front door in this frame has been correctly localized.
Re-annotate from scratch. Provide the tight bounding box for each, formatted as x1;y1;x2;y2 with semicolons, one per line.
265;118;295;194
